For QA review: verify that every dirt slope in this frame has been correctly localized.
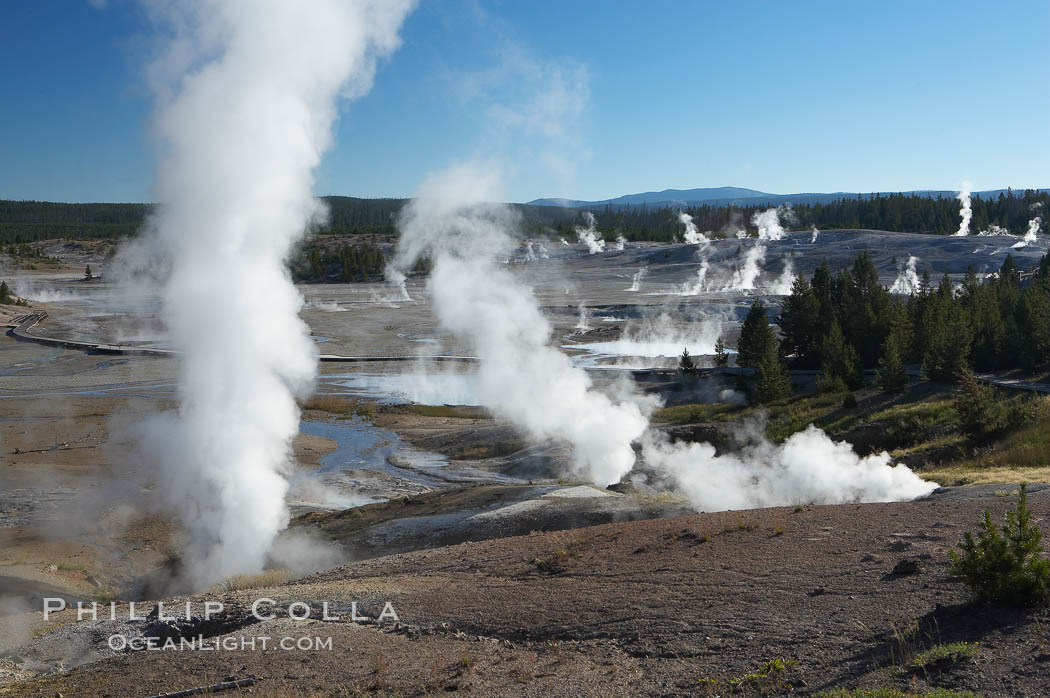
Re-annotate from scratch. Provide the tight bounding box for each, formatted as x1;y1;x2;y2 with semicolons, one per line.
5;486;1050;697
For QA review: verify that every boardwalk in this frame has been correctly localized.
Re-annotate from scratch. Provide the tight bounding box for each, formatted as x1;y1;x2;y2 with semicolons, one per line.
7;311;477;363
8;312;1050;393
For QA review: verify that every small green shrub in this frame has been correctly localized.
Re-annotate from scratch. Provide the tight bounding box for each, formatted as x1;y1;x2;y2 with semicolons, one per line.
728;657;798;693
950;483;1050;605
910;641;978;669
953;373;1007;438
816;373;848;394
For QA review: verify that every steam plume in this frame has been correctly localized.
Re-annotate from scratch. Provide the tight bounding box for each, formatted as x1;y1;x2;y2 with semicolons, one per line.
678;211;707;245
809;226;819;243
889;255;921;295
521;241;537;262
384;265;413;301
679;258;709;295
723;244;765;291
600;310;725;359
394;165;649;486
953;182;972;236
978;224;1008;236
751;205;794;241
575;211;606;253
575;303;591;332
1027;217;1042;242
1015;217;1042;248
628;267;647;292
132;0;413;587
642;425;936;511
770;256;795;295
614;234;628;251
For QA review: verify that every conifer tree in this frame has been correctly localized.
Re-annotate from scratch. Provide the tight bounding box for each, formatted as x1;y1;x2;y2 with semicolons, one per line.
877;328;908;392
713;336;730;367
737;299;775;369
756;337;792;403
820;320;864;390
678;348;697;375
778;276;820;366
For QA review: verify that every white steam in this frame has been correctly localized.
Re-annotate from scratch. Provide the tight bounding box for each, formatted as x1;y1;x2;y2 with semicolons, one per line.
889;255;921;295
614;234;628;251
751;205;794;241
130;0;413;587
978;224;1008;236
384;265;413;301
769;255;795;295
1027;217;1042;242
678;211;707;245
679;258;709;295
575;303;591;332
575;211;606;253
953;182;972;236
394;164;649;486
810;226;819;243
723;243;766;291
628;267;647;292
1014;217;1042;248
521;241;537;262
642;424;936;512
610;310;724;358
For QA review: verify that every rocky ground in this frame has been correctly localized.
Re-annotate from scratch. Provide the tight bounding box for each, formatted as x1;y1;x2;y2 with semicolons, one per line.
3;486;1049;697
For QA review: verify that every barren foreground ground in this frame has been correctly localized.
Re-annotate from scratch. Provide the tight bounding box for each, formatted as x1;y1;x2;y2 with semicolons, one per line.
5;486;1049;697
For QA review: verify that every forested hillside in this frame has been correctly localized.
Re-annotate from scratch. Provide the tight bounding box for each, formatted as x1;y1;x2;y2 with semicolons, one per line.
0;197;576;244
606;190;1050;242
3;189;1047;244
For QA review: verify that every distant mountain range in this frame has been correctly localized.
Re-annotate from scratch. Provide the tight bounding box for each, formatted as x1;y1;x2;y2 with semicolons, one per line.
527;186;1050;210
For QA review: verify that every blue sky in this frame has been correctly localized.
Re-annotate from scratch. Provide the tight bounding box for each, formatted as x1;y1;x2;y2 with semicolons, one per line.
1;0;1048;203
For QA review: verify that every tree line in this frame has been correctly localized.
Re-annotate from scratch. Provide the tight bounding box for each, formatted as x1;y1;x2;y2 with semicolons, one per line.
290;240;387;283
725;250;1050;404
605;189;1050;242
7;190;1048;245
0;197;578;244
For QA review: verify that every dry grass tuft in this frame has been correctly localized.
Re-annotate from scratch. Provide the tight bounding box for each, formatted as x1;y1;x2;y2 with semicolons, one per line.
211;568;292;593
300;394;375;418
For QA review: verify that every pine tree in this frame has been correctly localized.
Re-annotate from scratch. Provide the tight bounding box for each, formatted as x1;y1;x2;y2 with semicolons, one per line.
1037;253;1050;281
877;329;908;392
778;276;820;366
713;336;730;367
819;320;864;391
923;302;972;382
850;251;880;304
84;265;92;280
810;259;835;341
678;348;697;375
950;484;1050;605
737;299;775;369
919;268;932;296
0;280;11;305
999;254;1019;287
756;337;792;403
